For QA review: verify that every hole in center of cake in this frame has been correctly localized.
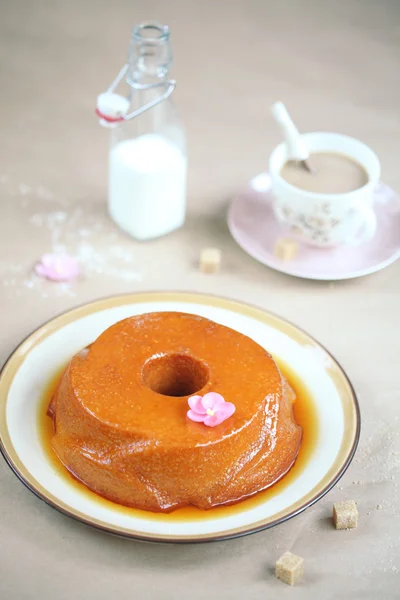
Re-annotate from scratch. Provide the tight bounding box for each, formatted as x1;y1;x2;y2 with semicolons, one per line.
142;353;210;397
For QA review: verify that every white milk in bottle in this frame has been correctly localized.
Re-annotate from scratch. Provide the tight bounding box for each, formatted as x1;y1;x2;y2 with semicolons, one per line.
109;134;187;240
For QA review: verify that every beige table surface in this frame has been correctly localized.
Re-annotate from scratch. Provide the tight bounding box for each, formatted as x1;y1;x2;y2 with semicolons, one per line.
0;1;399;598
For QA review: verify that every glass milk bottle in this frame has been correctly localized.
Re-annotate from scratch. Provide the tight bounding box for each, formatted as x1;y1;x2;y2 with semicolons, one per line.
98;22;187;240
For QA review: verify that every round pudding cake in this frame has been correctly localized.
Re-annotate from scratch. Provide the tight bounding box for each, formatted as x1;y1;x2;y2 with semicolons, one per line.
48;312;302;512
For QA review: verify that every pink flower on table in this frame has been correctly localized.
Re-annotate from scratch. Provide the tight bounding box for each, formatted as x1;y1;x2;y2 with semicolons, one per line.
187;392;235;427
35;253;79;282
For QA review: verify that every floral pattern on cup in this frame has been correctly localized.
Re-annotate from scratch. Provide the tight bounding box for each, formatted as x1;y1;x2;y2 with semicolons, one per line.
281;204;341;245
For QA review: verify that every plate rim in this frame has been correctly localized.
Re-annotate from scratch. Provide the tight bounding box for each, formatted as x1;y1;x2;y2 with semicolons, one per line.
0;291;361;543
228;176;400;281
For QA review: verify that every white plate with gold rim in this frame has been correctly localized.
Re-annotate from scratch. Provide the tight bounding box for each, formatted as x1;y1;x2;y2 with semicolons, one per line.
0;292;360;543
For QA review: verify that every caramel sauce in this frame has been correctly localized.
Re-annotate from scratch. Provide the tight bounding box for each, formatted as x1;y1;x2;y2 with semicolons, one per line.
37;359;318;522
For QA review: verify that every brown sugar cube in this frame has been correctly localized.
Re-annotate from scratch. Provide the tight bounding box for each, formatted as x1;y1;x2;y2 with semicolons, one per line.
274;238;298;261
333;500;358;529
200;247;221;274
275;551;304;586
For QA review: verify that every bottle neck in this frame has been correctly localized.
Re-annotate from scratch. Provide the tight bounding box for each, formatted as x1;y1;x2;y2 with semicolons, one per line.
126;22;172;88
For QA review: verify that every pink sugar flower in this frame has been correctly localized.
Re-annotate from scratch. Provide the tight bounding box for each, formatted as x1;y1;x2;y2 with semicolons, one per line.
35;253;79;282
187;392;235;427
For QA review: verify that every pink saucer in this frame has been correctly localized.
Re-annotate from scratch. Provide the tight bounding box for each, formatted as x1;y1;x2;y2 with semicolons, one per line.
228;173;400;280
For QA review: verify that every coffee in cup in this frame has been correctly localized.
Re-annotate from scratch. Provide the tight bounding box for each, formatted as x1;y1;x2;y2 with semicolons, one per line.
280;152;369;194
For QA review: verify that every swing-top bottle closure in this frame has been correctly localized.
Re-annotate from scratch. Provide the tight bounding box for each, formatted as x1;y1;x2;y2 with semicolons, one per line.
96;22;176;127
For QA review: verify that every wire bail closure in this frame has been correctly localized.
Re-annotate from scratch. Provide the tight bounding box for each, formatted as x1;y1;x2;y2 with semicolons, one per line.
96;63;176;127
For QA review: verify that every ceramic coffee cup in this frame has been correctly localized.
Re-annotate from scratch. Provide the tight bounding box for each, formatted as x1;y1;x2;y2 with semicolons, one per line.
269;132;381;247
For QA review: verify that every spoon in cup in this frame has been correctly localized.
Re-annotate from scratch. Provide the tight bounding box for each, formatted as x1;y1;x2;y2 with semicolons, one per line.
271;102;315;174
